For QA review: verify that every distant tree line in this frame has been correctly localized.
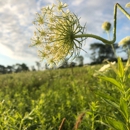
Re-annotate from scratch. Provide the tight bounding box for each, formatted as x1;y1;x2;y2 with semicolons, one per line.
57;55;84;69
0;56;84;74
89;42;128;65
0;63;30;74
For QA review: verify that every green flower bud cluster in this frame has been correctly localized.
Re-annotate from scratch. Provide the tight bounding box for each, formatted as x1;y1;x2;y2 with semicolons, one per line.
102;22;111;32
101;21;130;48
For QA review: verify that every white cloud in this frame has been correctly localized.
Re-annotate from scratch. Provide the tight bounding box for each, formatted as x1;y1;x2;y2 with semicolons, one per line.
0;0;38;63
0;43;13;57
71;0;84;6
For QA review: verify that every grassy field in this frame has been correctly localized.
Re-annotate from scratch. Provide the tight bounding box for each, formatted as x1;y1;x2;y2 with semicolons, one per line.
0;64;129;130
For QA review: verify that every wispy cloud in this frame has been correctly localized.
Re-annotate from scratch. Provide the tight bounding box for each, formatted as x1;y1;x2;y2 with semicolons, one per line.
0;0;38;65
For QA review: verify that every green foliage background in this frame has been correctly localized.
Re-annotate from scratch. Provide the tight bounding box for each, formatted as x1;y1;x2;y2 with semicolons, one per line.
0;64;129;130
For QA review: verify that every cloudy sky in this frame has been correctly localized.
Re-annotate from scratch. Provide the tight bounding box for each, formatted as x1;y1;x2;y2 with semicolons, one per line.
0;0;130;67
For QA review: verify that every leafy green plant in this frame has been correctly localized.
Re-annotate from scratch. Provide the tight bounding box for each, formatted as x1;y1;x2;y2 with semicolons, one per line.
97;57;130;130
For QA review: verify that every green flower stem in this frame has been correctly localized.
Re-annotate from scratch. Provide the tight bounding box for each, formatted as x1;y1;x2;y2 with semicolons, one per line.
74;34;116;44
127;46;130;59
111;44;117;58
117;3;130;20
75;3;130;44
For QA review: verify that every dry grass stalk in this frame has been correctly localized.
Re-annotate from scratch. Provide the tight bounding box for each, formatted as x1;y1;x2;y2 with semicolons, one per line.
73;113;85;130
58;118;66;130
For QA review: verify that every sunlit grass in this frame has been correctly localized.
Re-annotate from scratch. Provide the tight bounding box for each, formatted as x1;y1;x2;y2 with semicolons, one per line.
0;63;129;129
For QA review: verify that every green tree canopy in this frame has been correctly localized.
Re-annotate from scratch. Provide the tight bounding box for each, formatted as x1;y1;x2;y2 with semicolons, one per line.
90;43;119;64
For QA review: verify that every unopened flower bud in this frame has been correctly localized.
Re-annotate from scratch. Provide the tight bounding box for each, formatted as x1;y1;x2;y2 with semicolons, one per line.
102;22;111;32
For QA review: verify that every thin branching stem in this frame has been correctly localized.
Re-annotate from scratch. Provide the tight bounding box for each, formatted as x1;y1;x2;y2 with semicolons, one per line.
75;3;130;44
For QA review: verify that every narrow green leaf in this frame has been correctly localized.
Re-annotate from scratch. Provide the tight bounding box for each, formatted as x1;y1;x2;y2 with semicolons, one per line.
96;92;119;109
126;88;130;100
128;74;130;79
117;57;124;77
96;92;119;104
104;98;119;109
99;76;122;90
124;58;130;72
120;97;129;121
106;117;127;130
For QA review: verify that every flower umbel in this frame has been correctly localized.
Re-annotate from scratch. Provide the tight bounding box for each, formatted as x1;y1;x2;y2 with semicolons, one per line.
118;36;130;47
31;1;86;65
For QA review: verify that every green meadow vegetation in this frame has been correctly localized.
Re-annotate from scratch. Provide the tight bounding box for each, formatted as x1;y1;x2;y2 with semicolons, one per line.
0;65;99;130
0;61;130;130
1;0;130;129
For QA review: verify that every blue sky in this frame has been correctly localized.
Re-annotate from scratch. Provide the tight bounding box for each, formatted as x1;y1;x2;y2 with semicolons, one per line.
0;0;130;68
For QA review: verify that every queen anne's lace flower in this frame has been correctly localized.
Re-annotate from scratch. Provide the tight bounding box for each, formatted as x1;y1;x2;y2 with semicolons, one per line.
31;0;86;65
125;2;130;8
118;36;130;47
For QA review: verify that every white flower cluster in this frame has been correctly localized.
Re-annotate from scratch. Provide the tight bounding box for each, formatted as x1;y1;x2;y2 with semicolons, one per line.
31;0;86;65
118;36;130;47
99;61;116;72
